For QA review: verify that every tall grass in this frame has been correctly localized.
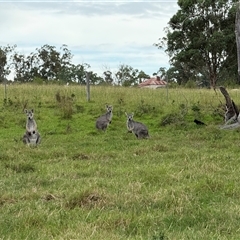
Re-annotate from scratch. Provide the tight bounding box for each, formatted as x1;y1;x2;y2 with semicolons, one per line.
0;84;240;239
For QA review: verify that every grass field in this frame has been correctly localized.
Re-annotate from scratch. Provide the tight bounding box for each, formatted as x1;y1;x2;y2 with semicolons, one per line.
0;84;240;239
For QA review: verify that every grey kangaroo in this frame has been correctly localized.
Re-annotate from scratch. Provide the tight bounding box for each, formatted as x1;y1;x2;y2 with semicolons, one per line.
125;112;149;139
96;105;113;131
22;109;41;145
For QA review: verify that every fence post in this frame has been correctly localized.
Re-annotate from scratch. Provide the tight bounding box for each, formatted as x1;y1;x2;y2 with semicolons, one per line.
4;78;7;101
166;74;169;102
85;71;90;102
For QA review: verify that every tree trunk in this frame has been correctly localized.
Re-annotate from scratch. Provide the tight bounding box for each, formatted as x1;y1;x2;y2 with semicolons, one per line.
207;63;217;89
236;1;240;81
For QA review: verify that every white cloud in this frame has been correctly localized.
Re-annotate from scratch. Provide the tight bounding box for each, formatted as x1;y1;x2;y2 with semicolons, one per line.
0;1;179;78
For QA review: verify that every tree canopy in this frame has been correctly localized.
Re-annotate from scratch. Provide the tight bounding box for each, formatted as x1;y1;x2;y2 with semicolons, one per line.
0;44;151;86
156;0;238;88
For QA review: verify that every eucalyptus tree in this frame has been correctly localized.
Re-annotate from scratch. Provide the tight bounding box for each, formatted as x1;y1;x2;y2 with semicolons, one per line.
36;44;73;81
12;53;28;82
137;70;150;83
115;64;148;86
155;67;167;80
103;70;114;85
1;44;105;84
0;45;15;82
56;44;74;82
236;1;240;80
156;0;238;88
115;64;131;86
11;52;39;82
87;71;104;85
67;63;90;84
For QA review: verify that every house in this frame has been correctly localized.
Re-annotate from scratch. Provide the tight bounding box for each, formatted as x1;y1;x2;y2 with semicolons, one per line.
139;76;167;89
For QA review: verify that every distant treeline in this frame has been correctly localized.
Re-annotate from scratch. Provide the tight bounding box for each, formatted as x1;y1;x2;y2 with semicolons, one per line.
0;44;152;86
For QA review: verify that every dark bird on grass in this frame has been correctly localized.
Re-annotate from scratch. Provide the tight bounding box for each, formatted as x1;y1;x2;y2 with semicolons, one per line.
194;119;206;126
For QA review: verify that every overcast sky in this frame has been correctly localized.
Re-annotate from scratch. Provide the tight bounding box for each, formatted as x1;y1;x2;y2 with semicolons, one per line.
0;0;179;79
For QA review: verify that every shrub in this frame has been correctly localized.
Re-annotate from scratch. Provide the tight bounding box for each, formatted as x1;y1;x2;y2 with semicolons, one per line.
55;91;74;119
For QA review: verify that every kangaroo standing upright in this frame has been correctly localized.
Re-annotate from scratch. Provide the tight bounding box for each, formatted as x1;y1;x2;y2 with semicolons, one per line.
96;105;113;131
125;112;149;139
22;109;41;145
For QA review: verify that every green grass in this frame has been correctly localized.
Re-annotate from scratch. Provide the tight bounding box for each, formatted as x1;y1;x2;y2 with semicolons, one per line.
0;84;240;239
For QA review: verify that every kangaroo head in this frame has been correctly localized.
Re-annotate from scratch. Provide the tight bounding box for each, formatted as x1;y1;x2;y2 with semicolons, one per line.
106;105;113;113
25;109;34;120
125;112;134;121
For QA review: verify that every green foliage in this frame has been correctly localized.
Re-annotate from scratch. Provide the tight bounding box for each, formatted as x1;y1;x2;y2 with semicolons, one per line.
135;99;157;116
115;64;145;86
156;0;238;87
0;45;16;82
55;91;74;119
32;77;45;85
1;85;240;239
185;79;196;88
159;103;189;127
1;44;150;85
159;112;185;126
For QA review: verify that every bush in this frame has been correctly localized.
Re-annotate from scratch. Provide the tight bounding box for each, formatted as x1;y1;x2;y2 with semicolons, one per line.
55;91;74;119
185;80;196;88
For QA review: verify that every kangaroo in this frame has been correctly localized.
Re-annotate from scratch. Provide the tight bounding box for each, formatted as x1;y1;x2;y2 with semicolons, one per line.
25;109;38;134
219;86;239;124
22;130;41;146
22;109;41;145
96;105;113;131
125;112;149;139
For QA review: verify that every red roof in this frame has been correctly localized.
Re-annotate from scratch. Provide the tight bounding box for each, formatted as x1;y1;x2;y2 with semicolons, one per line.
139;76;167;87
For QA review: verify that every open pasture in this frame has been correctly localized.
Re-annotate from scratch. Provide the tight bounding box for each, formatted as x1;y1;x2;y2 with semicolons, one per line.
0;84;240;239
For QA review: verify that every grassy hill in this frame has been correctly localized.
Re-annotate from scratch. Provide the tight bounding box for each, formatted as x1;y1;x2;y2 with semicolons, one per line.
0;84;240;239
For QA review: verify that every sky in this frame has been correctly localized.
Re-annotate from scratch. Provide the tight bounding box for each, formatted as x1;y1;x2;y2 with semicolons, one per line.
0;0;179;79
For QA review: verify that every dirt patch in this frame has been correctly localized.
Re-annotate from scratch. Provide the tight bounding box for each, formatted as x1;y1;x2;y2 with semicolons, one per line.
65;191;105;209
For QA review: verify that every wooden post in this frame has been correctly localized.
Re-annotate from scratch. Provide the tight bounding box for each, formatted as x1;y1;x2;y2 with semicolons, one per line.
85;71;90;102
4;76;7;101
166;74;169;102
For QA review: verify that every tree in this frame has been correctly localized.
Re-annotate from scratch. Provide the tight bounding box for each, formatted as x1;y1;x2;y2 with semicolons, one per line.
68;63;90;84
1;44;109;85
0;45;15;82
103;70;114;85
137;70;150;84
236;1;240;81
12;53;28;82
156;67;167;80
87;71;104;85
156;0;238;88
36;44;73;81
56;45;74;83
11;52;39;82
115;64;146;86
